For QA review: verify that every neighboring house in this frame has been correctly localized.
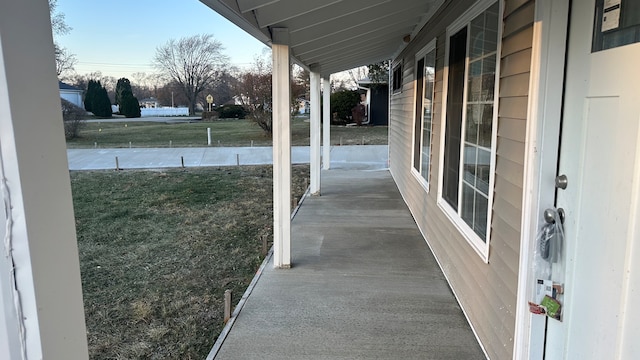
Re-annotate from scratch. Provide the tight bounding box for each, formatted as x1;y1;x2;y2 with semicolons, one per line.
59;81;83;108
357;77;388;125
2;1;640;359
296;98;309;114
139;97;159;108
231;94;247;106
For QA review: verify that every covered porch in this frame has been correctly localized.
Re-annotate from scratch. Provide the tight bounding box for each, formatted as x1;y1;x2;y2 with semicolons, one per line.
0;1;485;358
208;169;485;359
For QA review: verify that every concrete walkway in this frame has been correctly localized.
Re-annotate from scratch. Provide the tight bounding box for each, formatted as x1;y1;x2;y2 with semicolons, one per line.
210;170;486;359
67;145;389;171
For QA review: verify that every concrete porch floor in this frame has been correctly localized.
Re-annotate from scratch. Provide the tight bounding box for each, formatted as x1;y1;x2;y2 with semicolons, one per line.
211;169;486;359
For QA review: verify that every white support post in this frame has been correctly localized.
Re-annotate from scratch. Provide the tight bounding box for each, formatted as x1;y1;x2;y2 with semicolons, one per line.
0;1;89;359
309;71;321;195
322;77;331;170
271;28;292;269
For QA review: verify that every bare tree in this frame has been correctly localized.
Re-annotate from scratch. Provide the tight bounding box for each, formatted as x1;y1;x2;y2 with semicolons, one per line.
49;0;76;78
291;65;309;115
49;0;70;36
67;71;117;103
347;66;368;87
196;68;238;107
236;55;273;134
153;34;229;115
55;45;77;78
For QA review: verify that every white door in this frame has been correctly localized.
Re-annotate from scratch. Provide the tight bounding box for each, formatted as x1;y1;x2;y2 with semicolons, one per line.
545;0;640;358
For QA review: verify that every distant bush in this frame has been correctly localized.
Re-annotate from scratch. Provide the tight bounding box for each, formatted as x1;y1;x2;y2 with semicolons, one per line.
248;106;272;135
330;90;360;124
60;98;86;140
201;111;219;122
216;105;246;119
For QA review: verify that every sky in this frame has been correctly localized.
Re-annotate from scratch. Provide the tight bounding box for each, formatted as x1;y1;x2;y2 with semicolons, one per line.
55;0;269;80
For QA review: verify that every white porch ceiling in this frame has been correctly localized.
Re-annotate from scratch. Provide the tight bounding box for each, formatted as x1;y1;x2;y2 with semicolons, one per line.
200;0;443;76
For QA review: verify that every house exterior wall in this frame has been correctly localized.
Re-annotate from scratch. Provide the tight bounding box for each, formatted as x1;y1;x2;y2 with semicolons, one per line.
60;89;83;108
388;0;534;358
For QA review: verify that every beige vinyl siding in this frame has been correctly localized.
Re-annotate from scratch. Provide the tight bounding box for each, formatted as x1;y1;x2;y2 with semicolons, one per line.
388;0;534;359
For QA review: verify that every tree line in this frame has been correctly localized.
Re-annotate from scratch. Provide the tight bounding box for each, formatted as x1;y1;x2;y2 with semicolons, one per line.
60;34;311;121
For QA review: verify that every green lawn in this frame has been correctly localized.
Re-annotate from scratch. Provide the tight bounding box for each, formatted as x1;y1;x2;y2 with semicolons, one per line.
72;166;309;359
66;118;388;148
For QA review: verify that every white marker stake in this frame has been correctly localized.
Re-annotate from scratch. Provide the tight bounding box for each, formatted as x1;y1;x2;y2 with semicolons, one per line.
207;128;211;146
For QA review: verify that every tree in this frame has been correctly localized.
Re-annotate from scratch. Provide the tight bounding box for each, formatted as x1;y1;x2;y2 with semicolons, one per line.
130;72;158;101
347;66;368;88
119;90;141;118
236;55;273;134
84;80;112;118
153;34;229;115
60;98;86;140
49;0;76;78
49;0;70;36
55;45;77;78
156;80;188;107
84;80;100;112
70;72;117;103
92;86;112;118
115;78;134;106
196;69;238;108
291;66;309;115
368;61;390;84
330;89;360;124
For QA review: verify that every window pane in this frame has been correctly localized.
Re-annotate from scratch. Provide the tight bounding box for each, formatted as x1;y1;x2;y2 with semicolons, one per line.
468;61;483;102
470;16;485;60
462;184;475;228
463;145;477;187
413;58;425;171
444;28;467;209
474;193;488;241
421;50;436;182
462;180;489;241
481;56;496;100
467;60;496;104
477;149;491;195
593;0;640;51
478;104;493;148
484;3;499;54
466;104;480;143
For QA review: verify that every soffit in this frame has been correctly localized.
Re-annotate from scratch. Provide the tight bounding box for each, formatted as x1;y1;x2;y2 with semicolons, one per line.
200;0;443;76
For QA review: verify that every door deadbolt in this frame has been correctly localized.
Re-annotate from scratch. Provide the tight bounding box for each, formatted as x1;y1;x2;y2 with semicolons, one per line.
555;174;568;189
544;208;565;225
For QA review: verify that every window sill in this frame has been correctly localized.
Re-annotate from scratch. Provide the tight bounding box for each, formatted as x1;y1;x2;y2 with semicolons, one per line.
437;198;490;263
411;168;430;193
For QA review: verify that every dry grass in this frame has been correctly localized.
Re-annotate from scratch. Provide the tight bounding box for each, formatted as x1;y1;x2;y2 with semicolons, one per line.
71;165;309;359
65;117;388;148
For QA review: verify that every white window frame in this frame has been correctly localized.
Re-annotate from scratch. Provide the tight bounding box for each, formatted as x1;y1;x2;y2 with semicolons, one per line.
437;0;502;262
411;39;437;192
